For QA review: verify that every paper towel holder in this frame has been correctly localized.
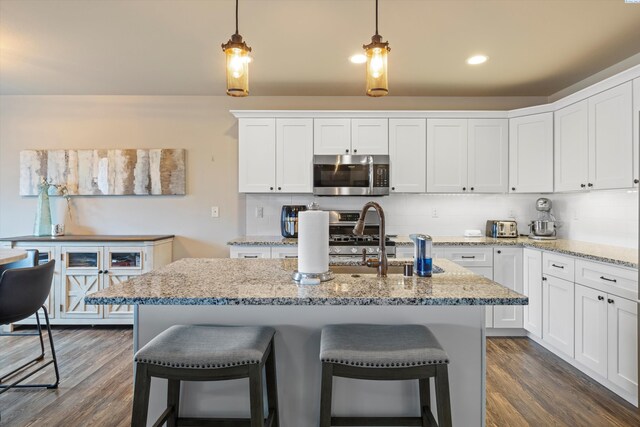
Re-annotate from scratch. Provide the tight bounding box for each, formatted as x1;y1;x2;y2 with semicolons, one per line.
292;271;334;284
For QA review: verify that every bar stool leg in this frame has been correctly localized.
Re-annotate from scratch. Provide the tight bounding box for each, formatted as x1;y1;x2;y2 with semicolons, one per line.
265;340;280;427
435;365;452;427
166;379;180;427
319;363;333;427
249;364;265;427
418;378;431;427
131;364;151;427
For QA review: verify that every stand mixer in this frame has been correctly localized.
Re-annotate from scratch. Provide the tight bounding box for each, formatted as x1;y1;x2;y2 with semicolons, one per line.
529;197;557;240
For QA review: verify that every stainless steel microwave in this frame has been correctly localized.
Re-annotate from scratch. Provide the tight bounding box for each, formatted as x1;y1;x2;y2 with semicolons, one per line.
313;155;390;196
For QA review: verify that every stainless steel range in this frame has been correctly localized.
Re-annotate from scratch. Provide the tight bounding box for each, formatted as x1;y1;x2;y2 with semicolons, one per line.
328;210;396;258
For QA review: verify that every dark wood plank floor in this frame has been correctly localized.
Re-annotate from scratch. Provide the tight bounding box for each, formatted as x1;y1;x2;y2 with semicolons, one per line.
1;328;638;426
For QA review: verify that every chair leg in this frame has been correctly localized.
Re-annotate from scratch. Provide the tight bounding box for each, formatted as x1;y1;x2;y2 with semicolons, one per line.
319;363;333;427
131;363;151;427
41;307;60;388
249;364;265;427
167;379;180;427
419;378;431;427
265;340;280;427
434;365;452;427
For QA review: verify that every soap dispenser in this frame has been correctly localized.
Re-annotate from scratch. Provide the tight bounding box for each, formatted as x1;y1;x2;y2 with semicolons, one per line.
409;234;433;277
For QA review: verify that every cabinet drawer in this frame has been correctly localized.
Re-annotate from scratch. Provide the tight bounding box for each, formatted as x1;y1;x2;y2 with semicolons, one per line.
271;247;298;259
575;259;638;301
542;252;575;282
446;247;493;267
229;247;271;259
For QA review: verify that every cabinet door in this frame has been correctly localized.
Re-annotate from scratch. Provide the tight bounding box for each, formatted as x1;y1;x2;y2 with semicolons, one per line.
467;266;494;328
523;249;543;338
276;118;313;193
389;119;426;193
229;247;271;259
427;119;468;193
493;248;523;328
61;247;103;319
314;118;351;155
633;78;639;187
468;119;508;193
607;296;638;395
543;275;574;357
575;284;607;377
351;119;389;155
271;246;298;259
588;82;633;190
239;118;276;192
554;100;589;192
103;273;137;318
509;113;553;193
103;247;144;318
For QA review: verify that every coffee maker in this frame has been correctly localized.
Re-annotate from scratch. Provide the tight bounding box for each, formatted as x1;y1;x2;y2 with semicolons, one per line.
529;198;557;240
280;205;307;238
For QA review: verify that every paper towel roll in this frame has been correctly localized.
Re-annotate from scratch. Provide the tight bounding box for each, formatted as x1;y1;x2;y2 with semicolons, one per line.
298;210;329;274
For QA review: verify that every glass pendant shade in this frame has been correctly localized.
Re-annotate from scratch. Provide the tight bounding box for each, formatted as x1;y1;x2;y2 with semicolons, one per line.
364;34;390;97
224;42;250;97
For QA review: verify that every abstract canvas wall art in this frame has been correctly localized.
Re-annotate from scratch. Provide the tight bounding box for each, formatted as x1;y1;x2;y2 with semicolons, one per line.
20;149;186;196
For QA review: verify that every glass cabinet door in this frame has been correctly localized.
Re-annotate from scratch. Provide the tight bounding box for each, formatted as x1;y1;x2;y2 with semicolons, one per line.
61;247;103;318
107;248;143;270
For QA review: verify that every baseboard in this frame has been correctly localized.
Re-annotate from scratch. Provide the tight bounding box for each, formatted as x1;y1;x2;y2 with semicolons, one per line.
486;328;527;337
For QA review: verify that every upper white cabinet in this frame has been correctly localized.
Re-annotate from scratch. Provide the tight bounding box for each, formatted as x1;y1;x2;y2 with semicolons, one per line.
427;119;508;193
632;78;639;187
239;118;313;193
389;119;426;193
555;83;633;191
492;247;523;328
313;118;351;155
509;113;553;193
313;118;388;155
523;249;543;338
276;118;313;193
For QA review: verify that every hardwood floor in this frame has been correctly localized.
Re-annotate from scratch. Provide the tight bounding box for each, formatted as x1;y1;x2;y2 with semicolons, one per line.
1;328;638;426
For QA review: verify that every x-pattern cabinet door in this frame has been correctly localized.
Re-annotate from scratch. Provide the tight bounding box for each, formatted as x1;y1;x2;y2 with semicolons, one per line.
60;246;103;319
103;247;144;318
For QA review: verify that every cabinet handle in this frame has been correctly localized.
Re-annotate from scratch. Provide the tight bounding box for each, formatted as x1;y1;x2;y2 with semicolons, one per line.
597;295;604;301
244;255;259;259
345;149;349;153
542;276;547;281
551;263;564;269
470;187;475;191
98;270;103;274
511;187;516;191
353;149;358;153
496;250;501;254
580;184;586;188
284;255;298;259
461;255;476;259
599;276;617;283
103;270;109;274
607;298;614;304
391;187;395;191
270;187;274;191
634;179;639;184
277;187;282;191
588;183;593;187
462;187;466;191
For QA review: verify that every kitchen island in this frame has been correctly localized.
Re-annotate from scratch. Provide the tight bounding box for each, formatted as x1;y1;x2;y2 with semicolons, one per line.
86;258;527;427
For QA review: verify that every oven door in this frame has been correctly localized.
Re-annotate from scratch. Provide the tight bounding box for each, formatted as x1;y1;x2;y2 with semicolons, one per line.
313;155;389;196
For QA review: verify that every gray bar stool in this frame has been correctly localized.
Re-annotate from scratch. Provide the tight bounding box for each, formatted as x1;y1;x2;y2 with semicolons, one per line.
319;324;452;427
131;325;279;427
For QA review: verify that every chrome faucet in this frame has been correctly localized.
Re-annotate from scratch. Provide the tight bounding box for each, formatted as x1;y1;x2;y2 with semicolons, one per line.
353;201;388;277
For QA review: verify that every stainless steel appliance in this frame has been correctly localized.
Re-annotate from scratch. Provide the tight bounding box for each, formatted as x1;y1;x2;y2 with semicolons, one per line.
529;197;557;240
485;220;518;238
313;155;390;196
328;210;396;258
280;205;307;238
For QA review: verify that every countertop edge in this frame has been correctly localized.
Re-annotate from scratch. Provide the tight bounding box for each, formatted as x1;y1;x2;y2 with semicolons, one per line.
0;235;176;242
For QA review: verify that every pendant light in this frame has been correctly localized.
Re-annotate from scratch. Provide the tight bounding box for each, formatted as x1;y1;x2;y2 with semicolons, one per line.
363;0;390;97
221;0;251;97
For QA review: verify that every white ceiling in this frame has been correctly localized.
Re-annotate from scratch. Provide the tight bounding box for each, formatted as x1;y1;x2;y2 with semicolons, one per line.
1;0;640;96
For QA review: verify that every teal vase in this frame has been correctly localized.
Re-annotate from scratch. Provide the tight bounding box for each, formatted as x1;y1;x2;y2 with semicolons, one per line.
34;184;52;236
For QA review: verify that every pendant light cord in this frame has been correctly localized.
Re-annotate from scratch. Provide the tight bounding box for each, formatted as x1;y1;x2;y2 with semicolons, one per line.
235;0;239;35
375;0;379;35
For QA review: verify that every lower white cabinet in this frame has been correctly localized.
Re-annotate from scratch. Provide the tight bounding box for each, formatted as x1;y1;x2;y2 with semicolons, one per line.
523;249;543;338
271;247;299;259
230;247;272;259
606;295;638;395
492;248;523;328
575;284;608;377
542;275;575;357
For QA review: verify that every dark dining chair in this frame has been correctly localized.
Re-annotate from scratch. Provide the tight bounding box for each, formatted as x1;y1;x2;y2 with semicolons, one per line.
0;259;60;395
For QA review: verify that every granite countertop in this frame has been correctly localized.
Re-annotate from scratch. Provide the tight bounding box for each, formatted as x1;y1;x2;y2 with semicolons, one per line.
228;236;638;268
0;235;175;242
85;258;527;306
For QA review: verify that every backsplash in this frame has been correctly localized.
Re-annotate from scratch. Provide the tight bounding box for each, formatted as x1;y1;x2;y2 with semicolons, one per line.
244;190;638;249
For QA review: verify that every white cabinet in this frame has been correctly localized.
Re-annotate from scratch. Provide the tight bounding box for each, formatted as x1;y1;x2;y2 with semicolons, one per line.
351;119;389;155
492;248;523;328
271;247;298;259
633;78;639;187
509;113;554;193
523;249;543;338
555;83;634;192
230;247;272;259
427;119;508;193
389;119;426;193
542;274;575;357
607;295;638;395
239;118;276;192
61;246;103;319
313;118;388;155
575;284;608;377
276;118;313;193
239;118;313;193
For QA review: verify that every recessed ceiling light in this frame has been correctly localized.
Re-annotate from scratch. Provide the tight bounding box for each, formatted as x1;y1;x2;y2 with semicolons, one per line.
349;54;367;64
466;55;488;65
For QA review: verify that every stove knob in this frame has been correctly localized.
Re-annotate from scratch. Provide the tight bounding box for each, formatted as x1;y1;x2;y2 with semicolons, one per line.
351;248;358;254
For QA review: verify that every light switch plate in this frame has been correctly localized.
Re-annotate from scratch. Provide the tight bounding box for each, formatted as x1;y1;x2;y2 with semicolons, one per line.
211;206;219;218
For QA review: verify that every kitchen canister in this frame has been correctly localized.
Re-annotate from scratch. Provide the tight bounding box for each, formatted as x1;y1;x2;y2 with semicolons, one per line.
293;204;333;284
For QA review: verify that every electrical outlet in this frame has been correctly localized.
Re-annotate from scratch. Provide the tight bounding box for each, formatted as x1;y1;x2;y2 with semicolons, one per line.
211;206;219;218
432;208;438;218
256;206;264;218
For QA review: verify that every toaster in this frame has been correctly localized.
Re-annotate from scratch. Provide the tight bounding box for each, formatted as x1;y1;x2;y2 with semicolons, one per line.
485;220;518;238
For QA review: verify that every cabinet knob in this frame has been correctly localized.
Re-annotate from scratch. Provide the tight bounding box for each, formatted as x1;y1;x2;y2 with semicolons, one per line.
353;149;358;153
345;149;349;153
511;187;516;191
597;295;604;301
607;298;614;304
98;270;103;274
277;187;281;191
542;276;547;281
634;179;639;184
580;184;586;188
462;187;466;191
270;187;274;191
588;183;593;187
391;187;395;191
470;187;475;191
103;270;109;274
